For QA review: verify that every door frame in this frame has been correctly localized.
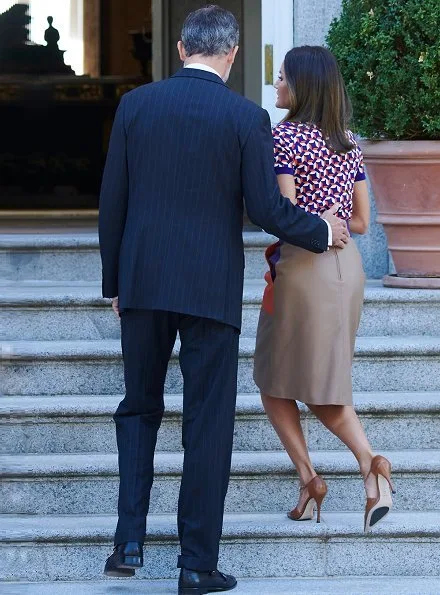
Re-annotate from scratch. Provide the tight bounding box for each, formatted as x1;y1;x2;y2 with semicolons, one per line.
152;0;262;105
261;0;294;123
152;0;169;83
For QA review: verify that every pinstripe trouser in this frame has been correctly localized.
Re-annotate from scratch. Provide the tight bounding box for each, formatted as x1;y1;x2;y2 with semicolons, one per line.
113;309;239;572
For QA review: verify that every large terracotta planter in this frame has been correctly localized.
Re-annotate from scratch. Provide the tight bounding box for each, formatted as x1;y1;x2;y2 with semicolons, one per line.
361;140;440;288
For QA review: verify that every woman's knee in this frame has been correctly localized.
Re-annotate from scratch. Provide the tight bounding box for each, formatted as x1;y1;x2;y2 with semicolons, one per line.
309;404;347;424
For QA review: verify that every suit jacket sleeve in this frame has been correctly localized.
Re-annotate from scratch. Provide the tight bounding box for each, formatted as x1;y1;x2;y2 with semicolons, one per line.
242;108;328;253
98;96;129;298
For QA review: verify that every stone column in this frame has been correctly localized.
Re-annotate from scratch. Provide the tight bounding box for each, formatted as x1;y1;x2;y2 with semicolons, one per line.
83;0;100;77
293;0;342;46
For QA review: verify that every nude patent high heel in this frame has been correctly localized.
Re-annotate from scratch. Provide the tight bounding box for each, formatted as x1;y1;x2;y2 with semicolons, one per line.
288;475;328;523
364;455;396;533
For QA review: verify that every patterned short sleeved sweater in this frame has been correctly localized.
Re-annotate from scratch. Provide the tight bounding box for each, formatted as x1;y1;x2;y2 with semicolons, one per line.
273;121;366;220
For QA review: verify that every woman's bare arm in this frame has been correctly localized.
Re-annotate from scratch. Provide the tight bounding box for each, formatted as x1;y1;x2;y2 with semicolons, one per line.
350;180;370;235
277;174;297;205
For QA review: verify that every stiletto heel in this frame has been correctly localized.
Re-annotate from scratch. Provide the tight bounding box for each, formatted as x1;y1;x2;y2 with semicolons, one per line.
315;492;325;524
288;475;327;523
364;455;395;533
388;476;396;495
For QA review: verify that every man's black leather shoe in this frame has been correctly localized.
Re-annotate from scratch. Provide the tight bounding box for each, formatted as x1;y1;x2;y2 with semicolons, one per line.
178;568;237;594
103;542;143;577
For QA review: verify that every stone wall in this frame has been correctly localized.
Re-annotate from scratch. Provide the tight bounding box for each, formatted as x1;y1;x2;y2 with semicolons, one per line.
293;0;389;278
293;0;342;47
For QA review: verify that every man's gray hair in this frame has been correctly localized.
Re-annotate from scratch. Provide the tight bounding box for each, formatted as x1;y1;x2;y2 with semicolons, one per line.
181;5;239;57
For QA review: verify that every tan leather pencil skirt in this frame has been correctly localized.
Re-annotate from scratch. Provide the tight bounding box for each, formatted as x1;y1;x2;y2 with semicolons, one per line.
253;238;365;406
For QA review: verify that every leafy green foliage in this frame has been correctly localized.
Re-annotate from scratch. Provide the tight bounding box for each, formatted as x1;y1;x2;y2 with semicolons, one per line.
327;0;440;139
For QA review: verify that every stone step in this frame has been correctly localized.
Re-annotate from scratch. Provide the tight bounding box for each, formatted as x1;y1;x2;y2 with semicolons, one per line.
5;576;440;595
2;280;440;340
0;231;274;282
2;337;440;396
2;392;440;454
1;450;439;515
2;512;440;581
0;209;99;234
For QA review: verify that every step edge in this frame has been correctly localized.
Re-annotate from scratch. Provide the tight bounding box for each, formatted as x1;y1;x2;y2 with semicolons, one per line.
2;336;440;361
4;577;440;592
0;231;276;251
2;392;440;418
3;285;440;306
2;511;440;543
2;450;440;477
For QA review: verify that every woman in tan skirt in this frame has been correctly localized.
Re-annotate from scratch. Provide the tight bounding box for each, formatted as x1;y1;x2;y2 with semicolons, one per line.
253;46;395;532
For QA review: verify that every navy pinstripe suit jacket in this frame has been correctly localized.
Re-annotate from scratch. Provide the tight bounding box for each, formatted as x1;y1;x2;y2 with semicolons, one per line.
99;68;328;330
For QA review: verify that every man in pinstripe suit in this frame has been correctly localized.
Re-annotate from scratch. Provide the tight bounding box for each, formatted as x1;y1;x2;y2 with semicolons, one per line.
100;5;348;593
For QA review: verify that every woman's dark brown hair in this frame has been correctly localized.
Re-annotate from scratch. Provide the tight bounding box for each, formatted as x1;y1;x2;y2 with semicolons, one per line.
283;46;354;154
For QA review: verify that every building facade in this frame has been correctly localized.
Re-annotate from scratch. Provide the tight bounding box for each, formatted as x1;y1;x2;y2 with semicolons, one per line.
0;0;389;277
2;4;439;587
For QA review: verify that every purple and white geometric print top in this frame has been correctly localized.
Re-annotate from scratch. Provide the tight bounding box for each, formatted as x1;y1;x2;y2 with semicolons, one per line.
273;121;366;220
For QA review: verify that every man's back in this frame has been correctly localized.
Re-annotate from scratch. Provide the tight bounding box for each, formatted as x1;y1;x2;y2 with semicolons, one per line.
100;68;262;329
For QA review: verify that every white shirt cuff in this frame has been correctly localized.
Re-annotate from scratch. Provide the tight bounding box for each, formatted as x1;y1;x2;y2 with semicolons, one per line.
323;219;332;248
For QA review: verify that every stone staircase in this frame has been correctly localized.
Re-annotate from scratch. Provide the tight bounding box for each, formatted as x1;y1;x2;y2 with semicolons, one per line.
1;231;440;593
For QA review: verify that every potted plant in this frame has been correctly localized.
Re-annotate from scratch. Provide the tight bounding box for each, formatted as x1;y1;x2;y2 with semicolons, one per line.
327;0;440;287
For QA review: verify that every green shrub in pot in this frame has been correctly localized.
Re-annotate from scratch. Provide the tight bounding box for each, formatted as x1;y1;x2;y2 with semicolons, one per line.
327;0;440;140
327;0;440;287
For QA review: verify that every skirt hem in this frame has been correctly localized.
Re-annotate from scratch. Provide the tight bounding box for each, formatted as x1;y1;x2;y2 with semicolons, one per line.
254;380;353;406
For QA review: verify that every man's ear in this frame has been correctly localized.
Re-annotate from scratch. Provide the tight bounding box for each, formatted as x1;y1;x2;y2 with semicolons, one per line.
177;40;187;62
228;46;239;64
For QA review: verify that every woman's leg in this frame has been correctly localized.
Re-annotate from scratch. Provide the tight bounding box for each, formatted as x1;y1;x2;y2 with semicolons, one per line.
307;404;377;496
261;393;316;487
